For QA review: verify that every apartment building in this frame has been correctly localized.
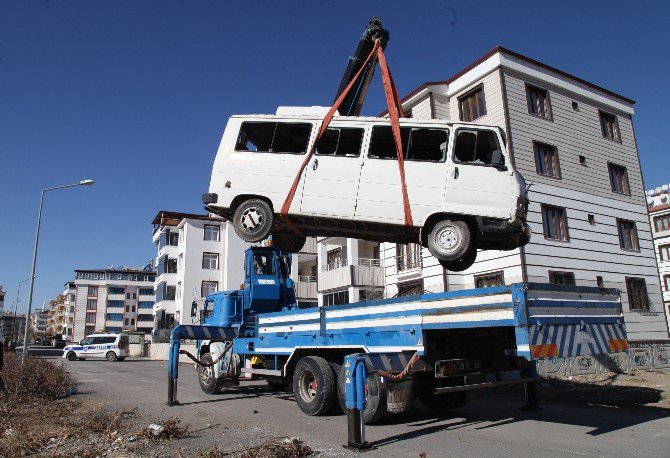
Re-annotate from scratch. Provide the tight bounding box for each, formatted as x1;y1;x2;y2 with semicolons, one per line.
72;267;156;341
152;211;249;333
1;314;26;343
376;46;667;344
47;282;76;339
31;309;49;337
646;186;670;332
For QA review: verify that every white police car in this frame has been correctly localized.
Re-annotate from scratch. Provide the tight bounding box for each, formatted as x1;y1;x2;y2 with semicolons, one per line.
63;333;130;362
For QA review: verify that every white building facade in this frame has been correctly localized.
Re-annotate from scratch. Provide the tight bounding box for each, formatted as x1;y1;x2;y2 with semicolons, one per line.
72;268;156;341
373;46;667;344
646;186;670;333
31;309;49;337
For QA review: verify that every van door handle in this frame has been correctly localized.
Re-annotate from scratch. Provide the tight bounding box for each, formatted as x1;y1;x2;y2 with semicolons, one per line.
454;167;459;179
312;158;319;171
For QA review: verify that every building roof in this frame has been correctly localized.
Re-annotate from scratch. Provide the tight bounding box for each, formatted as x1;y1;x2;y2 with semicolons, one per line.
379;45;635;116
74;267;155;274
151;210;225;226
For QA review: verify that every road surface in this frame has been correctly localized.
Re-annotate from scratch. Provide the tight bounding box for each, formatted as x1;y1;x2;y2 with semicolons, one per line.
51;356;670;457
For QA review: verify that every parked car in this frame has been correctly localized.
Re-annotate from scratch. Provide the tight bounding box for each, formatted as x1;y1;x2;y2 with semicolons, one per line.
62;333;129;362
204;114;530;271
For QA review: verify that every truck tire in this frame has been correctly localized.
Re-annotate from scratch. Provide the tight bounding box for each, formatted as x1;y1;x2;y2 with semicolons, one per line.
199;353;223;395
105;351;117;362
232;198;274;242
336;368;388;424
427;219;472;263
66;351;77;361
439;248;477;272
272;234;306;253
293;356;336;416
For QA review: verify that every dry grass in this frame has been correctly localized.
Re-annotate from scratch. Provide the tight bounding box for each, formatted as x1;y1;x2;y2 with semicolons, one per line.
1;354;74;403
195;437;314;458
141;417;190;441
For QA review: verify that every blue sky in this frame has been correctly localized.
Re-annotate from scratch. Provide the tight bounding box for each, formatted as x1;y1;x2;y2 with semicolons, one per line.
1;1;669;313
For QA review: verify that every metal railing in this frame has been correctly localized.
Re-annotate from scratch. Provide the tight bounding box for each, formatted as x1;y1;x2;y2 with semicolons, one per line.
321;258;381;272
322;259;348;272
358;258;381;267
298;275;317;282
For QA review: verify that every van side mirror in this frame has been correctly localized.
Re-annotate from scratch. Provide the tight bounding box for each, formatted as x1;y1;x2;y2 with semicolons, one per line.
190;301;198;318
491;149;507;171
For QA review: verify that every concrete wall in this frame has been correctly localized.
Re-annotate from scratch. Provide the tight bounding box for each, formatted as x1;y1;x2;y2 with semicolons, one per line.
148;342;197;363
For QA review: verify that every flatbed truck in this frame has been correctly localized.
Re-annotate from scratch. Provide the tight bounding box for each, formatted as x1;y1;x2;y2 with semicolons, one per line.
167;246;628;423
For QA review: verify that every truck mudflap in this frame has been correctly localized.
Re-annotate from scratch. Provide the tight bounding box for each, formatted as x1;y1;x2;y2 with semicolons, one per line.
521;283;628;361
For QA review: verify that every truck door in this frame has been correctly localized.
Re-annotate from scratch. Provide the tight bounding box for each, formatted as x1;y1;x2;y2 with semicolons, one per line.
300;125;366;218
445;127;513;219
355;124;449;225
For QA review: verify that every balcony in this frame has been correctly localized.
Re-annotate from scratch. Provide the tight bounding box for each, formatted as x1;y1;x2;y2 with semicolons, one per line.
296;276;317;300
318;258;384;292
394;252;423;282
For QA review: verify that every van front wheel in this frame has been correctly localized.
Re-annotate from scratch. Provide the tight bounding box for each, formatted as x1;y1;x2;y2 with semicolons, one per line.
232;199;274;243
427;219;472;262
66;351;77;361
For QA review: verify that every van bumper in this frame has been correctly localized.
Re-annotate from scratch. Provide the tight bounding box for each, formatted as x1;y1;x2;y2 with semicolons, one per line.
475;217;531;251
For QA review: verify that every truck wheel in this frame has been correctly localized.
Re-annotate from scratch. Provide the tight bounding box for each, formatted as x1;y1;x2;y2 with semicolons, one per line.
66;351;77;361
336;368;388;424
272;234;306;253
427;219;472;262
232;198;274;242
293;356;336;416
105;351;117;362
267;380;291;392
199;353;223;395
439;248;477;272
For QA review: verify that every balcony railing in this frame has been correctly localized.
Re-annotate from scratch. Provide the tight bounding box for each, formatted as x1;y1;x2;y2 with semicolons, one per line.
296;278;317;299
394;253;423;272
318;259;384;292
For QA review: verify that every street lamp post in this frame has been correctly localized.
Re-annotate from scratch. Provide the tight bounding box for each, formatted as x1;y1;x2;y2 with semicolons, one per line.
21;180;94;359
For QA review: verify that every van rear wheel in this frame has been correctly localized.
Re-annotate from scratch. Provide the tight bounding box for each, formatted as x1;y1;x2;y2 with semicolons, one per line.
439;248;477;272
105;351;117;362
427;219;472;262
232;198;274;242
272;234;306;253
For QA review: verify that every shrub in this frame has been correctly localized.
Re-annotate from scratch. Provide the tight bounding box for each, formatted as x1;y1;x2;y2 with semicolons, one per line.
1;354;75;402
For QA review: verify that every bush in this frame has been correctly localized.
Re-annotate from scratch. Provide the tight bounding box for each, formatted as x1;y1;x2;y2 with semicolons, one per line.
1;354;75;402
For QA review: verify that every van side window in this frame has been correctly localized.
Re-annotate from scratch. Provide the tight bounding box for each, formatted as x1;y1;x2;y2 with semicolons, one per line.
315;127;364;157
235;122;312;154
454;129;503;166
369;126;447;162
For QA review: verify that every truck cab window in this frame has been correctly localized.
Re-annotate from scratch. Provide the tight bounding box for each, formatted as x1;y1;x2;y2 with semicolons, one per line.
253;253;275;275
236;122;312;154
454;129;502;166
316;127;364;157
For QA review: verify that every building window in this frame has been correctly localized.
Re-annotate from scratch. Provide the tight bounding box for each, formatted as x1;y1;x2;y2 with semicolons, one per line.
654;215;670;232
204;225;220;241
533;142;561;178
132;293;136;299
126;292;130;299
458;85;486;122
167;232;179;246
398;280;424;297
474;271;505;288
599;110;621;142
326;248;344;270
86;299;97;310
201;281;219;298
323;290;349;306
124;318;129;326
125;305;129;312
202;252;219;270
165;285;176;301
84;326;95;337
588;214;596;225
617;219;639;251
166;258;177;274
596;276;605;288
541;205;569;241
608;163;630;195
549;271;576;286
396;244;422;271
626;277;649;310
525;84;552;119
177;282;181;300
659;244;670;262
664;275;670;291
87;286;98;297
139;288;154;296
85;312;96;323
572;101;579;111
108;286;124;295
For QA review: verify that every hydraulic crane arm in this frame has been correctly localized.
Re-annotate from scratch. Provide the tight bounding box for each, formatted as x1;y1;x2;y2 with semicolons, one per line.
335;17;389;116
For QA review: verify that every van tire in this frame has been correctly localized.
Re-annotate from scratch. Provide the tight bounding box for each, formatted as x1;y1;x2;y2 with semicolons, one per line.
336;368;388;424
199;353;223;394
439;248;477;272
427;219;472;262
293;356;336;416
66;351;77;361
232;198;274;242
106;351;118;362
272;234;306;253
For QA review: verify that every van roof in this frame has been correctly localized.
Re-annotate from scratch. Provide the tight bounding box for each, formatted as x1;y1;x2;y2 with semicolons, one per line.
229;114;498;129
88;333;127;337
